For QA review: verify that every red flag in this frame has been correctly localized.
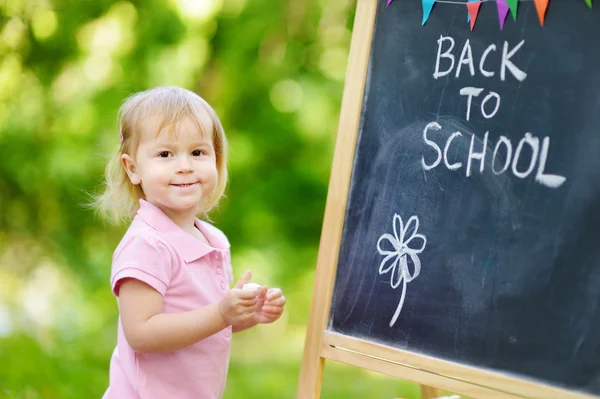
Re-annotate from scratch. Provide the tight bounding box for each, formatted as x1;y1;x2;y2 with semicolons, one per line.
534;0;549;26
467;1;481;31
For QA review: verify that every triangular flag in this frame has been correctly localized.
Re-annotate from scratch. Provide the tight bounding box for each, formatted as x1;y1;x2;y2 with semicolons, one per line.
534;0;549;26
585;0;592;7
422;0;436;25
507;0;518;20
467;0;477;23
496;0;510;30
467;1;481;31
387;0;393;7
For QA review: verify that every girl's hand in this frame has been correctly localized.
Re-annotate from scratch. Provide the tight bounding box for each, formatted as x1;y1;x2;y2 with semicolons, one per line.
259;288;286;324
218;270;261;326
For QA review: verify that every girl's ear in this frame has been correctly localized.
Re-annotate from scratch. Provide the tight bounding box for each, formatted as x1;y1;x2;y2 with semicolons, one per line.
121;154;141;185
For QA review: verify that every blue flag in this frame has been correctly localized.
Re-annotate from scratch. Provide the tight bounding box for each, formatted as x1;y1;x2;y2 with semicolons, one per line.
422;0;436;25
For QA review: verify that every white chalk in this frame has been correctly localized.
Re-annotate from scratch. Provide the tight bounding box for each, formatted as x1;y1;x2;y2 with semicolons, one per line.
242;283;261;290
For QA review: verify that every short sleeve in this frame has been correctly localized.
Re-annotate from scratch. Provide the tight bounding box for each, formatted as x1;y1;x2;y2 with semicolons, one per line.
111;235;173;297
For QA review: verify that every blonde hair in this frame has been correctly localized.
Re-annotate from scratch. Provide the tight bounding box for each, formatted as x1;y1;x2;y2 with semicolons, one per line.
92;86;228;223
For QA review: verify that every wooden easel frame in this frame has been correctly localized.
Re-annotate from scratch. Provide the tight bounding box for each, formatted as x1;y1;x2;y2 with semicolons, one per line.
297;1;597;398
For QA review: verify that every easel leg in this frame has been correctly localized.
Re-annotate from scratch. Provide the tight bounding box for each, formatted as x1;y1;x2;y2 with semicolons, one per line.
421;385;443;399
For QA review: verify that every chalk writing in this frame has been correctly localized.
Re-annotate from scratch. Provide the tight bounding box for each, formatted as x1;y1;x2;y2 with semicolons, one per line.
422;124;566;188
433;35;527;81
425;35;566;189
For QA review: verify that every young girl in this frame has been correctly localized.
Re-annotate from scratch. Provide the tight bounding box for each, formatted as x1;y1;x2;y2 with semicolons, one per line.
94;86;286;398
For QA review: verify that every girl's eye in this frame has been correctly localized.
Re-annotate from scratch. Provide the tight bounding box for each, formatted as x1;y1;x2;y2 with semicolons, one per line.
159;151;170;158
192;150;204;156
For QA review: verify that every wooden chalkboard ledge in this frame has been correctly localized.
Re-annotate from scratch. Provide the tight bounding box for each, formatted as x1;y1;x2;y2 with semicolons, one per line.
322;332;596;399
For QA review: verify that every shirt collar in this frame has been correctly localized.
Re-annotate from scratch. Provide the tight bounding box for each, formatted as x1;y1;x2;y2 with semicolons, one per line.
136;199;229;263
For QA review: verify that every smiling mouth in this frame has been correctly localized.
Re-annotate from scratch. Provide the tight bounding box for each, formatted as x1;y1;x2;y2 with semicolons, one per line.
172;183;198;187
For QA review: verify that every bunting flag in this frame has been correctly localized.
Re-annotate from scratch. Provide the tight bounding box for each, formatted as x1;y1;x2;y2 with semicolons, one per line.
387;0;393;7
467;0;477;23
507;0;519;20
402;0;594;30
496;0;510;30
534;0;549;25
467;1;482;31
422;0;435;25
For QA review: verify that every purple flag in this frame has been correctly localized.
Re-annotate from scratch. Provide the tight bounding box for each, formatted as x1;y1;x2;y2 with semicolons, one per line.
387;0;393;7
496;0;510;30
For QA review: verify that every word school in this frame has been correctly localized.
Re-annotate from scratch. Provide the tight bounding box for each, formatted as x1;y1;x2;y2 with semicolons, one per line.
421;122;566;189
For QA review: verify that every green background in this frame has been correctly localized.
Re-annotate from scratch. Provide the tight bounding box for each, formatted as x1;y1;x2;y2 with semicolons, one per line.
0;0;423;397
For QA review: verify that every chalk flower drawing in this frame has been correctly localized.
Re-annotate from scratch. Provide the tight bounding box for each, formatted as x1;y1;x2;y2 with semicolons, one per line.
377;214;427;327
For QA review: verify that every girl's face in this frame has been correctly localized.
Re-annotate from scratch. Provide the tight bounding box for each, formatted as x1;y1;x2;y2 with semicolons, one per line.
122;114;218;221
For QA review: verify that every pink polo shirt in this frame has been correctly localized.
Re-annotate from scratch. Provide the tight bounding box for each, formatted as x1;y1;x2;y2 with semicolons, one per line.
103;199;234;399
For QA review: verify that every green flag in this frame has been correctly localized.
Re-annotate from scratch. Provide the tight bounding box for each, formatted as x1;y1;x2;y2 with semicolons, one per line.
507;0;518;20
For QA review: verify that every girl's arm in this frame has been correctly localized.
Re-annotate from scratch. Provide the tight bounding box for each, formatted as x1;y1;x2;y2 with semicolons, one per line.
118;272;258;353
232;317;260;333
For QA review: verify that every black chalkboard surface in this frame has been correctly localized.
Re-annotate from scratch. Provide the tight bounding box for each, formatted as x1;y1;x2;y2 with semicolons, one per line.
329;1;600;396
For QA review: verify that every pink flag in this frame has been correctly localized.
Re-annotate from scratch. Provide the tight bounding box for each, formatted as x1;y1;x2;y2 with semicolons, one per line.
496;0;510;30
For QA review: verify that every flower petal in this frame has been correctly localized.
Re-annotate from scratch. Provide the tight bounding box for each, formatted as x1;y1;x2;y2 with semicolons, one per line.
379;253;398;275
393;213;404;243
405;252;421;282
405;233;427;254
403;215;419;243
391;255;407;288
377;233;399;255
377;233;397;255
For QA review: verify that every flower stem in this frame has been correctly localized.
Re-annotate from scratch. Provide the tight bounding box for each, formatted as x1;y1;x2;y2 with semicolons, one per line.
389;277;407;327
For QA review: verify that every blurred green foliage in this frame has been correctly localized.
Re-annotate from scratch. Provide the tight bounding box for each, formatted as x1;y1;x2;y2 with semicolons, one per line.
0;0;421;397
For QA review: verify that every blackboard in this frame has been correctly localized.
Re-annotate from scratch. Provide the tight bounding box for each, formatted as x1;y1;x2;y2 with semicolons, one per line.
328;1;600;397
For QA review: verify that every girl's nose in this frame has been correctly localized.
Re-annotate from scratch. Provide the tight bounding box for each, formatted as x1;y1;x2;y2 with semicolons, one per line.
176;156;193;173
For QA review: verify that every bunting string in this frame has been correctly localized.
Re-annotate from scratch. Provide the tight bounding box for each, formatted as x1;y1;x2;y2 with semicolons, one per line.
434;0;527;3
387;0;594;30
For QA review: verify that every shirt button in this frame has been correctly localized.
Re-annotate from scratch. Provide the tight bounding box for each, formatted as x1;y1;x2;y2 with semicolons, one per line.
213;252;219;260
220;282;226;290
217;267;222;275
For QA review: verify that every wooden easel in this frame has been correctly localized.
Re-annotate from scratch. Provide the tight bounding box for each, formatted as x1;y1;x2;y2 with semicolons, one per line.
421;386;444;399
296;1;445;398
296;1;598;398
